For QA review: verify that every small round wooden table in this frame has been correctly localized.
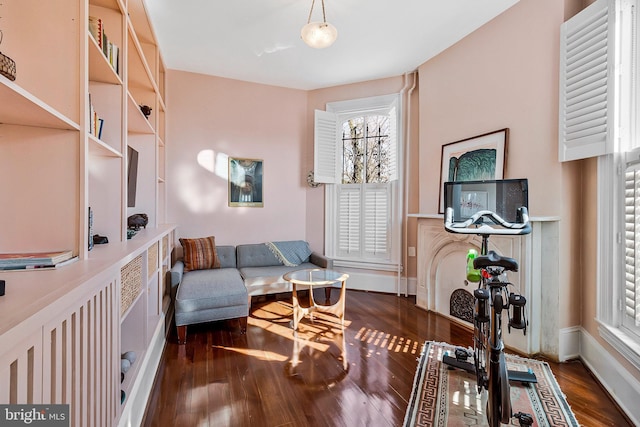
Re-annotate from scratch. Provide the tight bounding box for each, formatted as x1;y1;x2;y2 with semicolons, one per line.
283;268;349;330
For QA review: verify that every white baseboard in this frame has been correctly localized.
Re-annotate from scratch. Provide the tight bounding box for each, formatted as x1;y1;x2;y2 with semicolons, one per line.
344;270;417;296
559;326;581;361
580;328;640;426
406;277;417;296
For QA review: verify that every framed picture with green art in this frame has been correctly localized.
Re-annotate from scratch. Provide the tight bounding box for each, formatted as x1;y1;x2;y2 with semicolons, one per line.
438;128;508;213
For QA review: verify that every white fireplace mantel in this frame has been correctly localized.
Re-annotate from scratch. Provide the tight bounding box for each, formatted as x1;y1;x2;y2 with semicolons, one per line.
414;215;560;357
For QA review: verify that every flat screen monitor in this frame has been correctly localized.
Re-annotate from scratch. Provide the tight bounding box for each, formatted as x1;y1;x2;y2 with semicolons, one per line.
127;146;139;208
443;178;528;223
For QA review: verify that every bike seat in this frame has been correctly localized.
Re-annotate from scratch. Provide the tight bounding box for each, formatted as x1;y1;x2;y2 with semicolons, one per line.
473;250;519;272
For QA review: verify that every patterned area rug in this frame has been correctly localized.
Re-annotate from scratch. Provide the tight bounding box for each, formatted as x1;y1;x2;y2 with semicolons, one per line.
403;341;579;427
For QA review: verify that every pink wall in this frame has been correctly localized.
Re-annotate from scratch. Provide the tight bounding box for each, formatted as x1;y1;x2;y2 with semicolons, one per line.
418;0;564;217
166;70;310;247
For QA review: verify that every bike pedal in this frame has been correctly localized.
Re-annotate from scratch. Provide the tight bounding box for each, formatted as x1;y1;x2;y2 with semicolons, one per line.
513;411;534;426
454;348;470;362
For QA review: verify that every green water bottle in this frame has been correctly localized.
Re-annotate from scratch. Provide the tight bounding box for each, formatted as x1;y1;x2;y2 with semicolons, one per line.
466;249;481;282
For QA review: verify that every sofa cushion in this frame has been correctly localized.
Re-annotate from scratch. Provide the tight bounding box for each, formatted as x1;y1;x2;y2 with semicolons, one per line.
179;236;221;272
236;243;284;268
215;245;237;269
240;262;322;296
175;268;247;314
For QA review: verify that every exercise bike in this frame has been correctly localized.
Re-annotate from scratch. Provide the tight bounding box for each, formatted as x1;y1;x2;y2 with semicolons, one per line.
442;179;536;427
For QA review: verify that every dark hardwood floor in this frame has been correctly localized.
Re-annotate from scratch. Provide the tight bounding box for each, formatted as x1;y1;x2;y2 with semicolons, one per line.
142;290;631;427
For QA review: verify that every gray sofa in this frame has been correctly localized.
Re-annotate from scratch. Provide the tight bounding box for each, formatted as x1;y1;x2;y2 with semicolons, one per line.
170;241;332;344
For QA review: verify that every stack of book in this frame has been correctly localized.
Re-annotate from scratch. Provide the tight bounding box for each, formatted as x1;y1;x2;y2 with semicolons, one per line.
88;94;104;139
89;16;120;75
0;250;78;271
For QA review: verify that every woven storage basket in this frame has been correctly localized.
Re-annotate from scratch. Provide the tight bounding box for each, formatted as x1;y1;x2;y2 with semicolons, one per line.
121;255;142;315
148;242;158;278
0;51;16;81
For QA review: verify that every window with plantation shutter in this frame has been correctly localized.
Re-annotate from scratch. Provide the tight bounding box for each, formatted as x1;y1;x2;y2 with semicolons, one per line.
623;159;640;334
333;115;394;261
593;0;640;371
317;94;401;267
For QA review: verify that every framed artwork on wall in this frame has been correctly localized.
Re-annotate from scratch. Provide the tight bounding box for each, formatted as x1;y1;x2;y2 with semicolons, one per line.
229;157;264;207
438;128;508;213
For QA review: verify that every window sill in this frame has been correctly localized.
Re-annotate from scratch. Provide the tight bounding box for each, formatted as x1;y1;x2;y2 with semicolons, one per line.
597;321;640;371
333;259;401;272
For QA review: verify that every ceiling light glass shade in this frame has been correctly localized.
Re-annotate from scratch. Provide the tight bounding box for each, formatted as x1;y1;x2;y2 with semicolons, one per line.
301;21;338;49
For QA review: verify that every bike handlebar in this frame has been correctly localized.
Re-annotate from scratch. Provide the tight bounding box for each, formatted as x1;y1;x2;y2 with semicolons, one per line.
444;206;532;235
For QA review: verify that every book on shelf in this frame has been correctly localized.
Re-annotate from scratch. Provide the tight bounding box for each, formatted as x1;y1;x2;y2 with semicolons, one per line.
88;207;94;251
111;44;120;74
88;94;104;139
89;93;95;136
89;16;102;47
89;16;119;75
98;118;104;139
0;256;79;271
102;31;109;58
0;250;74;268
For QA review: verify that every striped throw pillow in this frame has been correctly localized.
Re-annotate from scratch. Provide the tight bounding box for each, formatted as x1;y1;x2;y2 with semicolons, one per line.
179;236;221;272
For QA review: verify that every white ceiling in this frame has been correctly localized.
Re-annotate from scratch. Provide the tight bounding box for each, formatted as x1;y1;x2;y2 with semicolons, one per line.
145;0;520;91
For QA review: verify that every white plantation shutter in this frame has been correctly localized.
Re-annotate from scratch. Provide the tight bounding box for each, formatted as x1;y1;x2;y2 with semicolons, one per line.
559;0;613;161
314;110;340;183
624;157;640;329
364;185;390;257
337;184;390;259
559;0;638;161
337;186;361;255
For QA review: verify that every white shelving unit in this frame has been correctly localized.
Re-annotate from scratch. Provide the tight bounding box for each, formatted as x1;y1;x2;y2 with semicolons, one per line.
0;0;173;425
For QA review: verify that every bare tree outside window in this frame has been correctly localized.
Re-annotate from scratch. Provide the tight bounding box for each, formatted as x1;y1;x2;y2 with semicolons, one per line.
342;115;390;184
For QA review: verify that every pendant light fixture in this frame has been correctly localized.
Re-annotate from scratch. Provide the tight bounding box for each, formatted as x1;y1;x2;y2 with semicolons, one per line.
301;0;337;49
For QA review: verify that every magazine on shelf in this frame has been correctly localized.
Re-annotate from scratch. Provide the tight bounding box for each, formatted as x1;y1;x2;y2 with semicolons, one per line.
0;250;74;268
0;257;79;271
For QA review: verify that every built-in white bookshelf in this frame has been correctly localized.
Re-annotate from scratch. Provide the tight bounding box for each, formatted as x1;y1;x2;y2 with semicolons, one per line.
0;0;172;425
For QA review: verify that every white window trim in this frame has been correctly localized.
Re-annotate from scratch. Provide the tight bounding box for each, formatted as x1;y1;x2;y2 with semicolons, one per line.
596;154;636;362
323;94;403;270
598;151;640;372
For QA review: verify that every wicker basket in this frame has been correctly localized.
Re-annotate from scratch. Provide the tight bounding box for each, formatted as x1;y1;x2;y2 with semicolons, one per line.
121;255;142;315
0;51;16;82
148;242;158;278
